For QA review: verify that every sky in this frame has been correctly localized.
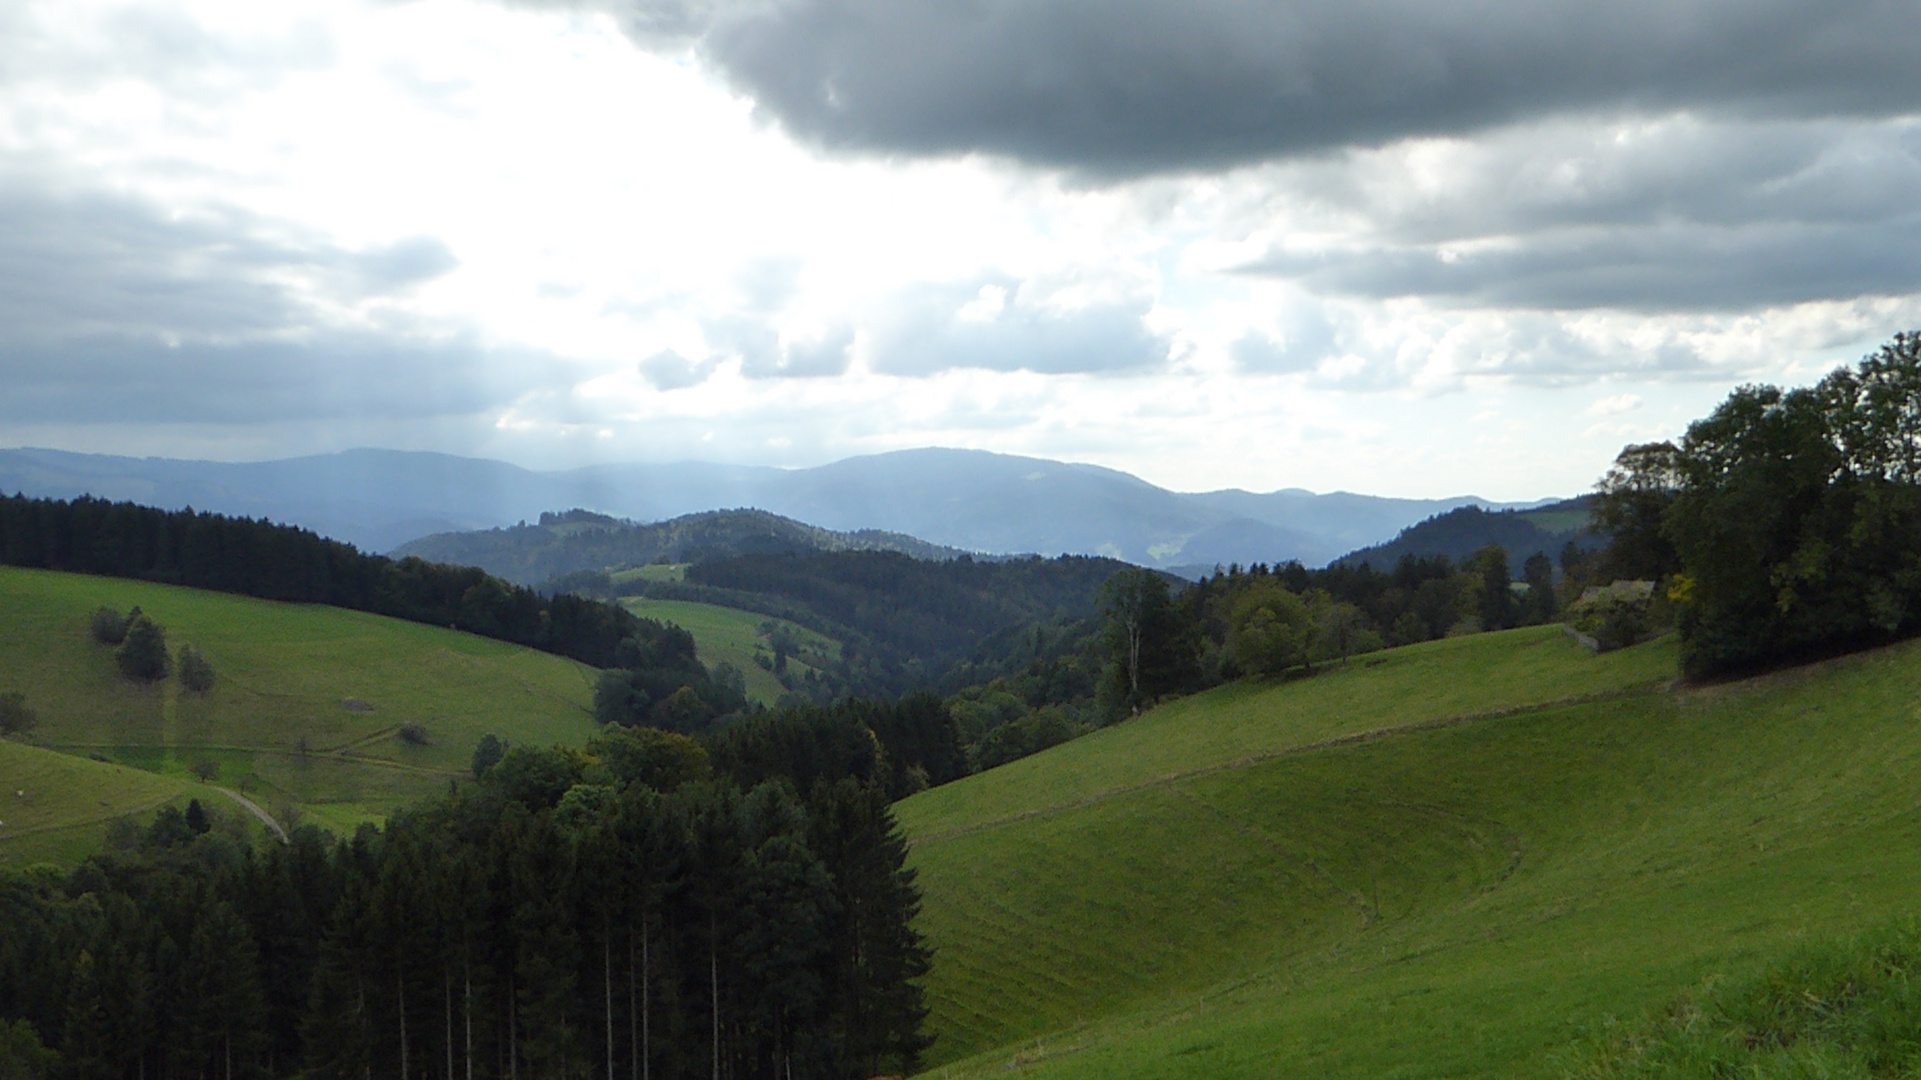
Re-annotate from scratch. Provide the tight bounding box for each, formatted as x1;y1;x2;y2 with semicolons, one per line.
3;0;1920;499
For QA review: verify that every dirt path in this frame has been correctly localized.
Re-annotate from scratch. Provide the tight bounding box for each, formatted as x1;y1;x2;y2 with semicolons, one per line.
215;786;289;844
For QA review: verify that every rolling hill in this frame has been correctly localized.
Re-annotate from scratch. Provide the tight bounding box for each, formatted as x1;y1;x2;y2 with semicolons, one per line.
393;507;969;587
1331;496;1600;571
0;566;601;859
896;626;1921;1078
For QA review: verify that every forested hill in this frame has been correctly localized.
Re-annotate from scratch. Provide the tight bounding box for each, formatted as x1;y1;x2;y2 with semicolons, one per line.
627;550;1138;695
1331;498;1598;572
394;507;968;586
0;493;679;671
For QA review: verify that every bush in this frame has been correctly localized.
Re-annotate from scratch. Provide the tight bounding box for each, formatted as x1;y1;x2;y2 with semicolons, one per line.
0;692;34;737
177;645;215;692
0;694;32;738
397;722;430;746
1566;580;1662;652
116;614;170;681
89;606;128;645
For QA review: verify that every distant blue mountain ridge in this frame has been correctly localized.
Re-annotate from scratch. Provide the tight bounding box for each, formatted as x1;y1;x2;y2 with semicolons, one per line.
0;445;1560;571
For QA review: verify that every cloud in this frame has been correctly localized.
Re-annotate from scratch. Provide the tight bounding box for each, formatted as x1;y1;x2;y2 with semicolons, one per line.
1585;393;1643;417
0;184;462;341
637;348;718;389
0;333;526;424
1230;301;1338;374
589;0;1921;175
742;327;853;378
1253;218;1921;312
0;1;334;100
0;177;526;426
1232;117;1921;311
867;280;1169;375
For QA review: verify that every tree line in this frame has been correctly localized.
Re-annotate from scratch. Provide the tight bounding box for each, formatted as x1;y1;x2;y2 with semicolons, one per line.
1591;331;1921;677
0;726;931;1080
1082;547;1560;714
0;495;674;671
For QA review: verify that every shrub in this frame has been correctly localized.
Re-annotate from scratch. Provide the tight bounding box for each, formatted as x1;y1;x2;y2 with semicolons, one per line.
177;645;215;692
0;692;34;737
89;606;128;645
116;615;170;681
397;722;430;746
1566;580;1662;652
471;733;506;778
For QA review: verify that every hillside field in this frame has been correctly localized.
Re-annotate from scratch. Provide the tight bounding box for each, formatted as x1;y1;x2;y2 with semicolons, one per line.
900;626;1921;1078
0;566;601;859
619;596;838;705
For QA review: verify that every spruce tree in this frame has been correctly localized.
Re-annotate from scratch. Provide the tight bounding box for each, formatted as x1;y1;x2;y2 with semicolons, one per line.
808;779;934;1077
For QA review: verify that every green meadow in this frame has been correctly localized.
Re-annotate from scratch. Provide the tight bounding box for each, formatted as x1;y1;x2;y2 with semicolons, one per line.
619;596;838;705
0;566;601;859
900;627;1921;1078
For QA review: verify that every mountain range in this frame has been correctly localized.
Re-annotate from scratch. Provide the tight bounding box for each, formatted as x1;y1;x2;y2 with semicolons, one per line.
0;445;1559;569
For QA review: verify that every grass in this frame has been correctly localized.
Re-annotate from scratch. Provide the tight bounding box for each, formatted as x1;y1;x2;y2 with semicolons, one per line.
611;564;688;584
1569;917;1921;1078
0;566;601;862
618;596;838;706
0;738;253;868
900;627;1921;1079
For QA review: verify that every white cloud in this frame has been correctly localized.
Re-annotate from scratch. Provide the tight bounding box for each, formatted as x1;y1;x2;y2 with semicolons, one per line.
1585;393;1643;417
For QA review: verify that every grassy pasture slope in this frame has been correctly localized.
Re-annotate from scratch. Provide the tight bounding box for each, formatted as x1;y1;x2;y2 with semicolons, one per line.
902;627;1921;1078
0;566;600;854
0;739;212;868
619;596;837;706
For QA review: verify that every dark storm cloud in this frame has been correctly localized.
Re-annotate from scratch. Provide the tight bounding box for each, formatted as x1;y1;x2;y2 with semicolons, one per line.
1255;217;1921;312
597;0;1921;175
867;281;1168;376
1233;117;1921;310
0;181;527;425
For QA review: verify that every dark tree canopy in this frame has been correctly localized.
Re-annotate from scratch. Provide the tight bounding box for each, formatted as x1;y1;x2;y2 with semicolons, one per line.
1603;332;1921;676
115;613;171;682
0;742;934;1080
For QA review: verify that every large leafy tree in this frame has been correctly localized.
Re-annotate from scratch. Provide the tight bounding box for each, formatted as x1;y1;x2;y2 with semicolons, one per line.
1637;332;1921;676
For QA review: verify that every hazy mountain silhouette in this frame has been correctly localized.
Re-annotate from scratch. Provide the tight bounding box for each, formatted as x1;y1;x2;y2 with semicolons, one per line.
0;445;1554;568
